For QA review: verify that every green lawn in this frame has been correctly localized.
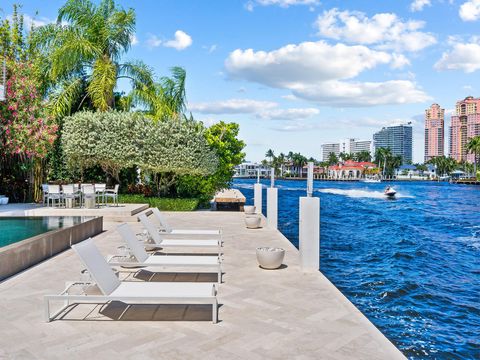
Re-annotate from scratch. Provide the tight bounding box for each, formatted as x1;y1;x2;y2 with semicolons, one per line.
118;194;200;211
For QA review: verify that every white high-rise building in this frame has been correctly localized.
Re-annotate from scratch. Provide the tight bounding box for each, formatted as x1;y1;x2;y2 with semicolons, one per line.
321;143;340;161
322;139;372;161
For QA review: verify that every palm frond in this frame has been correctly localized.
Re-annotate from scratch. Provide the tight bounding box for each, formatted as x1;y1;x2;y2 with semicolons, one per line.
46;77;84;118
87;56;117;111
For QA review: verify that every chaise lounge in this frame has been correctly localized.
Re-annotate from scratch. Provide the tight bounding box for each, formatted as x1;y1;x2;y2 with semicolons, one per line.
151;207;222;236
111;223;223;283
44;238;218;323
137;214;223;255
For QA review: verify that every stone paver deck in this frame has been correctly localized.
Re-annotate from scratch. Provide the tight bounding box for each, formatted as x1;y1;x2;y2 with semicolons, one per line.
0;211;405;359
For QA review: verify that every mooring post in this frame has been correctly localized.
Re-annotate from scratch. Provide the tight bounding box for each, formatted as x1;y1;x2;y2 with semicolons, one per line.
267;168;278;229
299;162;320;271
254;168;263;215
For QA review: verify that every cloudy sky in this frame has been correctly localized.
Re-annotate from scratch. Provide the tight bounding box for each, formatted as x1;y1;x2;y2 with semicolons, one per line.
3;0;480;162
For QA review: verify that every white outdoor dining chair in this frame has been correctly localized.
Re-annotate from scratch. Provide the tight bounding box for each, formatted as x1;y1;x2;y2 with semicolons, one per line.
42;184;49;205
63;184;81;208
47;185;63;207
104;184;119;206
94;183;106;206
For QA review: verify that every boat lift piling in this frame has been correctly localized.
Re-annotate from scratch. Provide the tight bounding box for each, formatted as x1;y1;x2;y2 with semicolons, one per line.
267;168;278;229
299;162;320;272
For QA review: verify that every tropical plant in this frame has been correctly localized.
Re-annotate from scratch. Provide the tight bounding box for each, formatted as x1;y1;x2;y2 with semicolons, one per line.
327;152;338;165
33;0;154;116
62;111;218;188
466;136;480;177
339;152;353;162
130;66;188;121
354;150;372;162
265;149;275;164
176;121;245;203
427;156;458;177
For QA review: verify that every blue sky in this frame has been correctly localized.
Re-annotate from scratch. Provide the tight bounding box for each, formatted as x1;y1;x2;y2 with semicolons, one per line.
2;0;480;163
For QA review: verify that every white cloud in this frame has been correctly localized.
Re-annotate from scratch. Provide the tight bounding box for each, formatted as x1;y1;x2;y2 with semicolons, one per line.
291;80;431;106
189;99;277;114
315;8;437;52
203;44;217;53
256;108;319;120
410;0;432;12
281;94;298;100
164;30;192;50
225;41;428;106
130;34;139;46
245;0;318;11
391;53;411;68
459;0;480;21
146;34;162;48
226;41;393;87
434;42;480;73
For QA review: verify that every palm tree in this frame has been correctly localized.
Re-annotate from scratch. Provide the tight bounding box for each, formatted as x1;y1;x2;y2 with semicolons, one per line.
265;149;275;164
34;0;154;116
130;66;189;121
355;150;372;162
339;152;352;162
466;136;480;177
327;152;338;165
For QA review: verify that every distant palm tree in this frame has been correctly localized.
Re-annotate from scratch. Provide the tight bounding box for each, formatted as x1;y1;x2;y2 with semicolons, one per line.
327;152;338;165
34;0;154;116
466;136;480;177
355;150;372;162
265;149;275;164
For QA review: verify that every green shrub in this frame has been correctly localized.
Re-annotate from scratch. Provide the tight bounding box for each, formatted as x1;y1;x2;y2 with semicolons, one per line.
118;194;200;211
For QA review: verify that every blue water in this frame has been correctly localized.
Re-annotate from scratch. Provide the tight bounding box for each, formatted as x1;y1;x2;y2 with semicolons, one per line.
0;216;84;247
234;179;480;360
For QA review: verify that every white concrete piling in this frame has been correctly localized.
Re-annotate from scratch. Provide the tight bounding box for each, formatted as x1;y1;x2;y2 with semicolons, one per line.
254;183;263;215
299;161;320;272
267;187;278;229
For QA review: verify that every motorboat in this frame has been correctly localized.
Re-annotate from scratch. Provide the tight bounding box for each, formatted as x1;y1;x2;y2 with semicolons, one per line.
361;178;381;183
384;186;396;197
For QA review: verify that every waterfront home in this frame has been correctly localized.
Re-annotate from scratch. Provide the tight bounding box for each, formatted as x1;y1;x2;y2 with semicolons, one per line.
233;161;270;178
328;160;378;179
395;164;437;179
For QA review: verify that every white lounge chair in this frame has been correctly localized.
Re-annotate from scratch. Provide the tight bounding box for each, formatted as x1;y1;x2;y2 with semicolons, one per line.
138;214;222;255
113;224;223;283
44;238;218;323
151;207;221;236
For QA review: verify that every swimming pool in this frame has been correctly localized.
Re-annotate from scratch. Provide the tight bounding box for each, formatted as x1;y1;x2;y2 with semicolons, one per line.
0;216;84;248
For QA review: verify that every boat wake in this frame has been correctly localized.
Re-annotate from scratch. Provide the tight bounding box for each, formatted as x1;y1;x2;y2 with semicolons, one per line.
319;188;413;199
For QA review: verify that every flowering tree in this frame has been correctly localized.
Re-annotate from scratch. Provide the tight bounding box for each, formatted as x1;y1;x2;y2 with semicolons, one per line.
0;61;57;157
0;60;58;201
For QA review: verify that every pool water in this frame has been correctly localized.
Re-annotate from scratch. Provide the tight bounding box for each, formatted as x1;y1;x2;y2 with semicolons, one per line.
0;217;84;248
234;179;480;360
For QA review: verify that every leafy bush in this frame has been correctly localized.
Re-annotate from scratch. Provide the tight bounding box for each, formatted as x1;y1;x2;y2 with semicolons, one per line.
118;194;199;211
62;111;218;184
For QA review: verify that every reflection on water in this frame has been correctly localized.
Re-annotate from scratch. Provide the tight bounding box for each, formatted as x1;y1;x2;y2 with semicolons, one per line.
234;179;480;360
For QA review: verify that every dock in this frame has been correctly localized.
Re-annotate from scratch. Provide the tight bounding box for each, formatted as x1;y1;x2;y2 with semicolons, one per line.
213;189;246;211
0;210;405;359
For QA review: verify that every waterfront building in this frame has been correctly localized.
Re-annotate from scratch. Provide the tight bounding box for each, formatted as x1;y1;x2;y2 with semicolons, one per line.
373;124;413;164
328;160;377;179
233;162;270;178
322;139;372;161
449;96;480;163
321;143;340;161
395;164;437;179
425;103;445;162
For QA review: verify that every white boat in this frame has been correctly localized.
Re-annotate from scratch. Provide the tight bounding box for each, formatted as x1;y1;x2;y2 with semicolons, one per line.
384;186;396;197
361;178;381;183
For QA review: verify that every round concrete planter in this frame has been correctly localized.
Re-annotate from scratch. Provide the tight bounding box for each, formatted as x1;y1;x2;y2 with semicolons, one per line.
244;205;256;214
256;247;285;269
245;215;262;229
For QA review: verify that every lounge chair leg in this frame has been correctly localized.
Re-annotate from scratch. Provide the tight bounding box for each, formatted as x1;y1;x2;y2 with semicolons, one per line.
213;299;218;324
44;298;51;322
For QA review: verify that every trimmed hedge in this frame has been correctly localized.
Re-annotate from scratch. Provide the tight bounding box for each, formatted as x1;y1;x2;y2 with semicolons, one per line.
118;194;200;211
